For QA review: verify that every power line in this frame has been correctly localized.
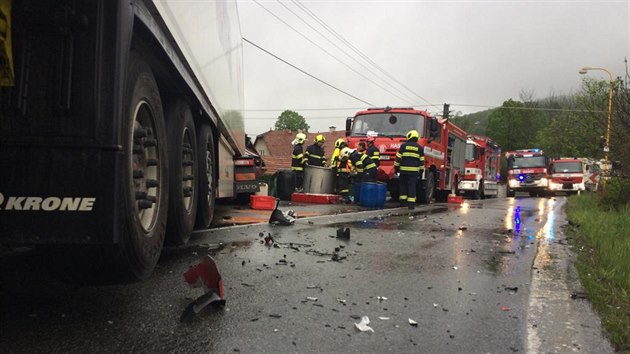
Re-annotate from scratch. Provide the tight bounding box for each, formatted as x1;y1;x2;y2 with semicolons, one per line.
292;0;437;109
244;103;606;115
243;105;433;112
274;0;420;105
245;116;352;120
447;103;606;114
242;37;374;106
251;0;415;105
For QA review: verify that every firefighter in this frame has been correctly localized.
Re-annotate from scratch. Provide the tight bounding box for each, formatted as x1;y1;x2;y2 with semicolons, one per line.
305;134;327;167
330;138;348;167
394;130;425;209
336;147;353;202
366;137;380;168
291;133;307;190
349;142;377;182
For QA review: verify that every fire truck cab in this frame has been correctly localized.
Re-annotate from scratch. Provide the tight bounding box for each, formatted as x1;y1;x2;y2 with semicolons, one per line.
505;149;551;197
458;135;501;199
548;158;588;194
345;107;466;203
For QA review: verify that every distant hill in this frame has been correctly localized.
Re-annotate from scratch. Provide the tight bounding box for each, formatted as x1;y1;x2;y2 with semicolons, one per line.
450;109;495;136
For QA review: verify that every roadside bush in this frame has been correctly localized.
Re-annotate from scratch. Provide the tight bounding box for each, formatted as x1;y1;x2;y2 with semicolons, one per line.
598;177;630;211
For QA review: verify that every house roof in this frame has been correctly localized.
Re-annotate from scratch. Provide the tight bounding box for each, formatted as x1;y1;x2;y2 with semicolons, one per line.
254;130;347;175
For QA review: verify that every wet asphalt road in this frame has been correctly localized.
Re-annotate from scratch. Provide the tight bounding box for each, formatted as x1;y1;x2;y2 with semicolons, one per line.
0;196;613;353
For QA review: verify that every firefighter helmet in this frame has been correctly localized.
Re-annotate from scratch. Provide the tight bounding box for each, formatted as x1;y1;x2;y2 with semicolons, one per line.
340;147;352;159
366;136;375;144
334;138;346;148
315;134;326;143
406;130;419;140
294;133;306;144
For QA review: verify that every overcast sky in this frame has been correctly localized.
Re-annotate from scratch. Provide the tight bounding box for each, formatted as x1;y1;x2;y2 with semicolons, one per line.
238;0;630;137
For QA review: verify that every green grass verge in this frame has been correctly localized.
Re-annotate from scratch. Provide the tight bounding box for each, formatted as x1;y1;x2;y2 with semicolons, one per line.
566;194;630;352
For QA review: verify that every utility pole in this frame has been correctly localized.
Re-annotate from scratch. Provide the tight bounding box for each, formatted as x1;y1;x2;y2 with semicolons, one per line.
443;103;450;120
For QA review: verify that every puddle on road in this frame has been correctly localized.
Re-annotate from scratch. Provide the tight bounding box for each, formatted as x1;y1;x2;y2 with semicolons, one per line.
326;206;449;232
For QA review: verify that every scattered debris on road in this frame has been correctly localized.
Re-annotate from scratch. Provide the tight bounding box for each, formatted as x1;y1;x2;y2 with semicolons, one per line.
570;292;588;300
269;199;296;225
354;316;374;333
336;227;350;240
181;256;225;323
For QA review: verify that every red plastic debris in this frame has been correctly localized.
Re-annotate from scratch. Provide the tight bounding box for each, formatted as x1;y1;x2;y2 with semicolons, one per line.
181;256;226;323
184;255;224;297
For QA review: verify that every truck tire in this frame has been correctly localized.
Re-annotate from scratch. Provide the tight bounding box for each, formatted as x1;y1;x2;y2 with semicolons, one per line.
117;52;169;281
418;170;435;204
165;100;197;245
195;123;216;229
48;52;168;285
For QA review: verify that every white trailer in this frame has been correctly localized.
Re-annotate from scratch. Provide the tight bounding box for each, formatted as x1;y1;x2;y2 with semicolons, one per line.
0;0;258;282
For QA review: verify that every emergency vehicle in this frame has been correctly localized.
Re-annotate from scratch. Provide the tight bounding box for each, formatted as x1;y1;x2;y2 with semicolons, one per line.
345;107;467;203
0;0;260;282
582;159;601;192
548;158;587;194
505;149;551;197
458;135;501;199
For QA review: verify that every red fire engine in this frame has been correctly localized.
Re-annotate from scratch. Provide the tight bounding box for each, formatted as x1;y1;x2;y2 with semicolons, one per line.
458;135;501;199
345;107;468;203
548;157;588;195
505;149;551;197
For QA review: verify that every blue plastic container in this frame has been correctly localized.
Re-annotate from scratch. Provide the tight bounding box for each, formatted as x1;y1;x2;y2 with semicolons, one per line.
353;182;362;203
360;182;386;208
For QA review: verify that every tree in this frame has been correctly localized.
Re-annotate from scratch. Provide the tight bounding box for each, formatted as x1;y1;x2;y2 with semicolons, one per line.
274;110;309;132
486;99;545;151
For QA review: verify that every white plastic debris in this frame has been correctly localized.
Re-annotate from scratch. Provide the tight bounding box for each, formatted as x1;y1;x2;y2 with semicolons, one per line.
408;318;418;326
377;296;388;301
452;266;458;270
306;297;318;301
433;303;439;308
336;298;347;304
378;316;390;320
354;316;374;333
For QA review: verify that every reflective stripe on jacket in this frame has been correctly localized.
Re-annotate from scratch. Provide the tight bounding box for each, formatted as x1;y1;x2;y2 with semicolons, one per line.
305;143;326;166
394;141;425;173
366;145;380;167
291;144;307;170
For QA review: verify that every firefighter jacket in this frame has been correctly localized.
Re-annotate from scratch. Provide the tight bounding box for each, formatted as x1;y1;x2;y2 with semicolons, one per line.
366;145;380;167
349;151;376;173
330;147;341;167
336;158;352;174
291;143;307;171
305;143;326;166
394;141;425;174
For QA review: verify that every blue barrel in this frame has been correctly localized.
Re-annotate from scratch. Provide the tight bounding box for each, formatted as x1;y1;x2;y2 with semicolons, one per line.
360;182;386;208
353;182;362;203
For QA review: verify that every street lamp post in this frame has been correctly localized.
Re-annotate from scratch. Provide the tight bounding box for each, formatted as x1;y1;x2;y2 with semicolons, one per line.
579;66;614;191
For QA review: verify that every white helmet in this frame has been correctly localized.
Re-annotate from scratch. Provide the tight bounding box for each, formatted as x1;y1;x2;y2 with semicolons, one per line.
294;133;306;144
340;147;352;159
